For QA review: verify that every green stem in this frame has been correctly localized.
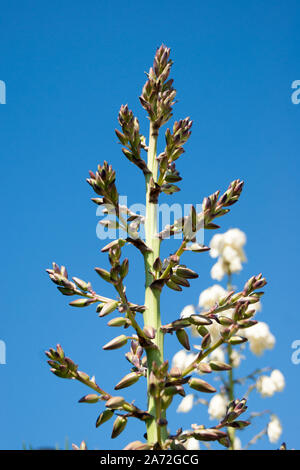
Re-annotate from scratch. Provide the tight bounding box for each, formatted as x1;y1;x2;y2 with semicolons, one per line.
227;343;235;449
226;273;235;449
182;338;224;377
143;122;167;446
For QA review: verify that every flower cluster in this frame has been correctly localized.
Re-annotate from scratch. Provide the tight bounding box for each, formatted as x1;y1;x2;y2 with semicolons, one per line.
173;228;285;449
210;228;246;280
256;369;285;397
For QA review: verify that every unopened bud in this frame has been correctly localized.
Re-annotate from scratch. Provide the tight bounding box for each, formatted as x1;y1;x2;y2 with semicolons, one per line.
99;300;119;317
78;394;100;404
189;378;216;393
209;361;232;371
103;335;128;350
114;372;141;390
69;298;94;307
228;336;248;345
107;317;129;327
105;396;125;409
190;315;212;326
111;415;127;439
176;329;190;350
143;326;156;339
201;333;211;349
96;409;114;427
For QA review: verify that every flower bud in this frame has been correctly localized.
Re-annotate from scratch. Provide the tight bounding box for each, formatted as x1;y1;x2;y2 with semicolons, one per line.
107;317;129;327
78;394;100;404
201;333;211;349
96;409;114;428
94;267;111;282
176;329;190;350
228;336;248;345
197;325;209;337
114;372;141;390
218;316;234;326
69;298;94;307
188;378;216;393
72;277;89;291
209;361;232;371
103;335;128;350
189;315;212;326
197;363;212;374
143;326;156;339
99;300;119;317
105;396;125;409
111;415;127;439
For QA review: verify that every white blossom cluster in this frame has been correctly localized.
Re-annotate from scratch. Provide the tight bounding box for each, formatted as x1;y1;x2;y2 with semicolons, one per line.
267;415;282;443
256;369;285;397
210;228;246;281
172;228;285;449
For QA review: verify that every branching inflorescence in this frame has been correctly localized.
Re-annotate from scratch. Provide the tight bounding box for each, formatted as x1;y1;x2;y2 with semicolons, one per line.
46;45;268;450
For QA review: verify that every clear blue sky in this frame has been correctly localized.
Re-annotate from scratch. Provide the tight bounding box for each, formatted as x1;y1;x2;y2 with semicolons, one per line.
0;0;299;450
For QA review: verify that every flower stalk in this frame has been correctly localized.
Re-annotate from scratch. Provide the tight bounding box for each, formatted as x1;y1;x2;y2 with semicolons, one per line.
143;122;166;445
44;45;271;451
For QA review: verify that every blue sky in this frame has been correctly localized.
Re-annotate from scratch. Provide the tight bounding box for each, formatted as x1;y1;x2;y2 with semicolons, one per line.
0;0;299;450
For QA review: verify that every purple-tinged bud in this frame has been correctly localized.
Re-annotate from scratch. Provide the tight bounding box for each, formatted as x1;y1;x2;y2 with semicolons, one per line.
189;378;216;393
72;277;89;291
103;335;128;350
77;371;90;382
114;372;141;390
201;333;211;350
197;363;212;374
238;319;258;328
107;317;129;327
209;361;232;371
56;344;65;360
94;267;111;283
69;298;94;308
227;420;250;429
143;326;156;339
193;429;227;442
169;367;182;378
105;396;125;409
189;315;212;326
99;300;119;317
78;394;100;404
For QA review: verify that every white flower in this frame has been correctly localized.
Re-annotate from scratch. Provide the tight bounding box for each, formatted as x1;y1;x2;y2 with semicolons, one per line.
256;375;276;397
180;304;196;319
270;369;285;392
177;394;194;413
234;437;242;450
210;234;224;258
209;228;247;280
243;321;275;356
210;260;226;281
208;394;227;420
267;415;282;443
198;285;227;310
172;350;197;372
184;437;200;450
223;228;246;251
